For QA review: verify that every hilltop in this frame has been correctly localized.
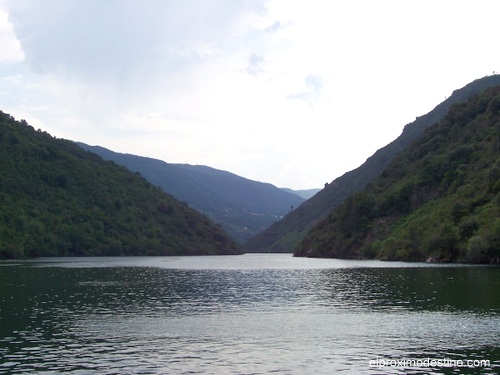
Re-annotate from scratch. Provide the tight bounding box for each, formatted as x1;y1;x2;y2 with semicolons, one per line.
0;112;241;258
295;85;500;263
77;143;305;243
245;74;500;253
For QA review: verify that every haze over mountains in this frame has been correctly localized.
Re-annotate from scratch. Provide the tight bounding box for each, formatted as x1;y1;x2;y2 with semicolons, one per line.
245;74;500;253
77;74;500;261
1;75;499;261
77;143;306;244
280;188;320;200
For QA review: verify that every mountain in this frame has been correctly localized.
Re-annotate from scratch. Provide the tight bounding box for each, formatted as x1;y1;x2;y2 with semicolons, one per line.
76;143;305;244
281;188;320;200
295;85;500;264
244;74;500;253
0;111;241;259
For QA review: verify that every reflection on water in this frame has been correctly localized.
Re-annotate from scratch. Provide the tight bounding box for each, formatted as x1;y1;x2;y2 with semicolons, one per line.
0;254;499;374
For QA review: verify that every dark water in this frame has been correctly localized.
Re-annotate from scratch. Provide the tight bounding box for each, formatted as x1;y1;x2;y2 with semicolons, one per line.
0;254;499;374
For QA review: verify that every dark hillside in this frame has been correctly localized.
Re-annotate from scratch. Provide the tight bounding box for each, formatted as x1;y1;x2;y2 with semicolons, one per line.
296;85;500;264
245;74;500;253
77;143;305;243
0;112;241;258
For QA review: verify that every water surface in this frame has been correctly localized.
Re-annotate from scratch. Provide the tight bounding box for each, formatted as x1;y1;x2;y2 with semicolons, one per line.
1;254;498;374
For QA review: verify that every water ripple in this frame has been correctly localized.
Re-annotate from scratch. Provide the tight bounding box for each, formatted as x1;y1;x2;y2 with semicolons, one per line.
0;255;498;374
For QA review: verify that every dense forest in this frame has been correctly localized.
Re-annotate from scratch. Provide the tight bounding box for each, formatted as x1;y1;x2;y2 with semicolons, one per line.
0;112;241;259
295;85;500;264
245;74;500;253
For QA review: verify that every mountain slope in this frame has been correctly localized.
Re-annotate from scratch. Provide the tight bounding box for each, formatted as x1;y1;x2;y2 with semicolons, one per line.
77;143;305;243
245;74;500;253
295;85;500;264
0;112;241;259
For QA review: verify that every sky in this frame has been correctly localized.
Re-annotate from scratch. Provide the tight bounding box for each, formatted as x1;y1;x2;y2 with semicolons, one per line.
1;1;499;190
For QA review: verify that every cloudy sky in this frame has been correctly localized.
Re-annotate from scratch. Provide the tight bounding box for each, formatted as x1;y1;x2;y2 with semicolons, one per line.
1;0;499;189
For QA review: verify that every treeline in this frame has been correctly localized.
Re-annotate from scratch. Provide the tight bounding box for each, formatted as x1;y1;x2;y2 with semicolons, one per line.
296;85;500;264
0;112;241;258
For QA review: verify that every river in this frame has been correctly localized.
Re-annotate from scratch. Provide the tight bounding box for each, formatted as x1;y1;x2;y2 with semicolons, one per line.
0;254;498;374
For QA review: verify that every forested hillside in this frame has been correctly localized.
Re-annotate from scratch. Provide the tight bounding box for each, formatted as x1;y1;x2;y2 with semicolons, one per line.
245;74;500;253
77;143;305;243
296;85;500;264
0;112;241;258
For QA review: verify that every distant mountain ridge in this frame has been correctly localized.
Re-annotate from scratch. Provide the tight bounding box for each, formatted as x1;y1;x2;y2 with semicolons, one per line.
296;84;500;263
244;74;500;253
77;143;305;243
281;188;320;199
0;112;241;258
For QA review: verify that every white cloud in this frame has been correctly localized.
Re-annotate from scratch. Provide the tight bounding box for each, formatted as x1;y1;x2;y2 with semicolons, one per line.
245;53;266;75
1;0;500;189
0;6;23;63
287;74;324;105
5;0;267;83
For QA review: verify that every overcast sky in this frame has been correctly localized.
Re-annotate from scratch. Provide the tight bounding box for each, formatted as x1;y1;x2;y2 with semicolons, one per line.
1;0;499;189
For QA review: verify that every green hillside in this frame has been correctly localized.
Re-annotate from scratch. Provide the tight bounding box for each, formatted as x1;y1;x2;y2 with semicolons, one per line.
295;85;500;264
245;74;500;253
0;112;241;259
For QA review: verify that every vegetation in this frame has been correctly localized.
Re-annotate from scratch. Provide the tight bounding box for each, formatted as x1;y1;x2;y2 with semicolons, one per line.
77;143;305;244
295;85;500;264
0;112;241;259
245;74;500;253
